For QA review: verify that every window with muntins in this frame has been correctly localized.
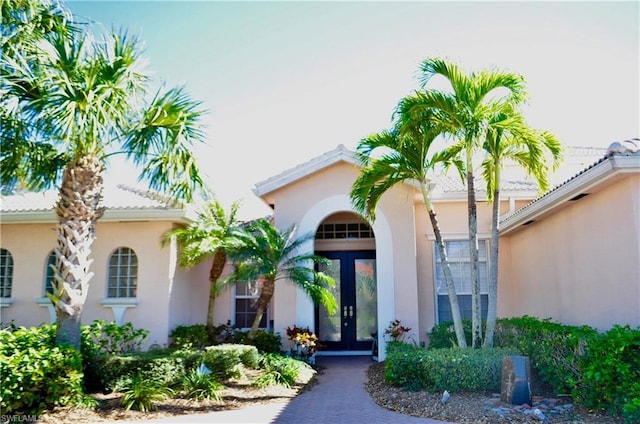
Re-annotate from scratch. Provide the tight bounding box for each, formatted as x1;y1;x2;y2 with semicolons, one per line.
234;281;267;329
107;247;138;298
0;248;13;298
434;240;488;323
44;251;58;295
315;222;373;239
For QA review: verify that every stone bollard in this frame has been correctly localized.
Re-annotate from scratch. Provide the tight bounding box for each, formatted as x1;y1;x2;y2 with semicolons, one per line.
501;355;532;405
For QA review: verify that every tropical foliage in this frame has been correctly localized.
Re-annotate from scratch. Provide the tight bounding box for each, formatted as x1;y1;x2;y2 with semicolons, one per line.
228;218;338;337
350;111;467;347
1;0;208;348
163;200;247;331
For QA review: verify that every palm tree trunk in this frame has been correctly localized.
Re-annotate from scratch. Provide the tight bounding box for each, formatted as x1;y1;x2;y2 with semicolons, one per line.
483;169;501;348
249;278;274;338
466;150;483;348
53;156;105;349
206;250;227;332
421;182;467;348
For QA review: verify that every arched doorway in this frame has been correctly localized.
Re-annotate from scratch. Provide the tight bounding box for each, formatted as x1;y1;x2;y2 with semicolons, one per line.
314;212;377;352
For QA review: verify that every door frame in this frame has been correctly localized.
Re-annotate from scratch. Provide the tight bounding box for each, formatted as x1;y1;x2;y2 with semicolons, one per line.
315;250;377;351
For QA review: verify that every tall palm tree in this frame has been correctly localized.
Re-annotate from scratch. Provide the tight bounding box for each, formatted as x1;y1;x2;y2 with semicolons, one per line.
403;57;527;347
350;111;468;348
480;107;562;347
1;3;207;348
229;219;337;338
162;200;248;333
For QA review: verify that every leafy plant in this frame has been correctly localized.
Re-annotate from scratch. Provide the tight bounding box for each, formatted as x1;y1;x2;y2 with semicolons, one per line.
82;320;149;355
180;365;223;401
0;325;85;414
255;354;304;388
119;374;173;412
232;329;282;354
203;344;260;381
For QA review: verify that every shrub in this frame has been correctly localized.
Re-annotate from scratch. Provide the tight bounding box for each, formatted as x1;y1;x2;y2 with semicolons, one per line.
494;316;597;394
577;325;640;423
0;325;85;415
92;352;191;392
428;320;473;348
169;322;236;350
384;341;516;392
82;320;149;355
232;330;282;354
119;374;173;412
255;354;304;388
180;367;223;401
203;344;260;380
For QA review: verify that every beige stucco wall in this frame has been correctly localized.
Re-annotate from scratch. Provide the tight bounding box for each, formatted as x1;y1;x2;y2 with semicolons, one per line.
262;162;421;355
0;220;186;349
498;175;640;330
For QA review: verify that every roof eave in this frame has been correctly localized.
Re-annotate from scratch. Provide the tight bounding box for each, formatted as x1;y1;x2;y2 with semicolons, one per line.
1;207;187;224
500;154;640;235
253;145;361;197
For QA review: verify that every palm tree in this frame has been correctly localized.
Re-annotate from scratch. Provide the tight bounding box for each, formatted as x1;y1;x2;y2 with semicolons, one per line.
350;110;468;348
1;3;207;348
162;199;248;333
229;218;338;338
480;107;562;347
403;58;527;347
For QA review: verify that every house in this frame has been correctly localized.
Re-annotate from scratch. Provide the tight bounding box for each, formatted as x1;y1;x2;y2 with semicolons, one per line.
1;139;638;360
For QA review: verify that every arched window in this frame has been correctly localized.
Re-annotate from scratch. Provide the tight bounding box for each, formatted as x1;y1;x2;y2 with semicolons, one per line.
107;247;138;298
44;251;58;295
0;248;14;298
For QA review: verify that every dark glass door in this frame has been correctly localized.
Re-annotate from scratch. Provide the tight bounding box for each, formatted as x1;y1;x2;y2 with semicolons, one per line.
315;250;377;351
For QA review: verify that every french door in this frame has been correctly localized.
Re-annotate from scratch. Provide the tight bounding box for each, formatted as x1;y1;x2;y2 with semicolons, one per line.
315;250;377;351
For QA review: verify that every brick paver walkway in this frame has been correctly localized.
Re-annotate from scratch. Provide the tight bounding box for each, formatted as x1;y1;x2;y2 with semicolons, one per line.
124;355;452;424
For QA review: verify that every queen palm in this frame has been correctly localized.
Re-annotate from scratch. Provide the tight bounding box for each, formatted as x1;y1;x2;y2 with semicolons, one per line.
229;218;337;338
480;107;562;347
1;7;207;348
162;200;247;333
402;58;527;347
350;112;468;348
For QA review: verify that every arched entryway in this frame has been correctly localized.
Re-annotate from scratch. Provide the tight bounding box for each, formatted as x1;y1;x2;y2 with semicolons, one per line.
314;212;377;352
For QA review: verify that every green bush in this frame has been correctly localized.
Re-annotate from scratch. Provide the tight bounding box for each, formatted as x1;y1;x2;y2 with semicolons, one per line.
577;325;640;423
232;330;282;354
254;354;304;388
428;320;473;348
494;316;597;394
203;344;260;380
169;322;236;350
384;341;516;392
82;320;149;355
119;374;173;412
93;352;193;391
0;325;85;414
180;368;223;401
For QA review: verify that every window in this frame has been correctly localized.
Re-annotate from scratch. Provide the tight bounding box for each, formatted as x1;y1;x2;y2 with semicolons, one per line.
234;281;267;329
0;248;13;298
434;240;488;323
44;251;58;295
107;247;138;298
315;222;373;239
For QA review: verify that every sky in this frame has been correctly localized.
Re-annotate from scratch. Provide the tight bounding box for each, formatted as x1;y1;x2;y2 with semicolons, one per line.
67;0;639;219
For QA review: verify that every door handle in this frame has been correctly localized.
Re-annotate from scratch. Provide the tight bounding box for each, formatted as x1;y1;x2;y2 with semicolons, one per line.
343;306;347;318
349;305;353;317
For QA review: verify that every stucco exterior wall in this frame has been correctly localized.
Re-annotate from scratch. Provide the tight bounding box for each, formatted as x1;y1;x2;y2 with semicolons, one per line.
261;162;420;358
498;175;640;330
0;220;180;348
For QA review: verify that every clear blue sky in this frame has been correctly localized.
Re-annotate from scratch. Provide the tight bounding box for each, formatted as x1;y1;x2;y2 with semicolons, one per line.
68;0;639;218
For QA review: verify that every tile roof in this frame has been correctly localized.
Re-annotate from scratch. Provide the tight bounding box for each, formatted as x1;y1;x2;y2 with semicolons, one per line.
0;184;177;213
